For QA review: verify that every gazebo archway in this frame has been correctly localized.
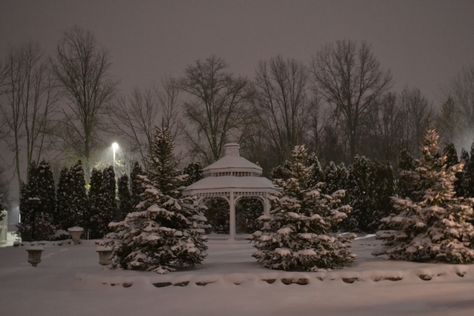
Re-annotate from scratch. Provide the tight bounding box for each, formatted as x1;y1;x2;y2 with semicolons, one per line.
184;143;276;240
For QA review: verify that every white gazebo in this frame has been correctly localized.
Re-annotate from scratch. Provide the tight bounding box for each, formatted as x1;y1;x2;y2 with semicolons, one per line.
184;143;277;240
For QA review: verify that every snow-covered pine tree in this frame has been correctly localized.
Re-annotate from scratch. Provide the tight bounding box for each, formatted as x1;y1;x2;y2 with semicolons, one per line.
251;145;355;271
18;163;55;241
130;161;144;208
105;129;208;273
117;174;132;220
376;130;474;263
147;127;180;196
87;168;104;238
106;176;208;273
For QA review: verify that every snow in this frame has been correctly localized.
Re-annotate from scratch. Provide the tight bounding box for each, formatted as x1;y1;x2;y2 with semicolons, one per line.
1;236;474;316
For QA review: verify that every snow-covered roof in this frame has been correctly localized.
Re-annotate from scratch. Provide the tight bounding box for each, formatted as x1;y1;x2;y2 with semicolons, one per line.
185;176;276;195
203;143;262;176
184;143;277;197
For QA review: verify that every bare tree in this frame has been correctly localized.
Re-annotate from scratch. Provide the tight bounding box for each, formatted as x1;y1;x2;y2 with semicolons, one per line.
440;67;474;148
52;26;115;175
110;78;181;164
0;43;57;185
371;92;405;162
399;88;432;154
252;56;316;163
180;56;253;163
311;40;392;160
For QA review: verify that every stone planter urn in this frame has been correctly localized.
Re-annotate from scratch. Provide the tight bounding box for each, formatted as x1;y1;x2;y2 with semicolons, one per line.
26;246;44;267
68;226;84;245
96;246;113;265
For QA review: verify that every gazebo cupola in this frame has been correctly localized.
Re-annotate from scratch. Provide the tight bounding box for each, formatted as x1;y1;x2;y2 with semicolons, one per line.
184;143;277;240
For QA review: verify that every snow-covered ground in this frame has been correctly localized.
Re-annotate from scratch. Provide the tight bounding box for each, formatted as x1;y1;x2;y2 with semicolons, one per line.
1;235;474;316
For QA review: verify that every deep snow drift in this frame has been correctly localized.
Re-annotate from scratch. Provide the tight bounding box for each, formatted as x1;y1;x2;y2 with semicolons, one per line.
1;235;474;316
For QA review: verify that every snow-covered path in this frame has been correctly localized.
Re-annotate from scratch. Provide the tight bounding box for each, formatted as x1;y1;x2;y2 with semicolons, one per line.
1;237;474;316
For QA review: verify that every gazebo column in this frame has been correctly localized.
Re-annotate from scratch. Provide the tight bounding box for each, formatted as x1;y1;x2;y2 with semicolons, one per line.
263;197;271;216
229;191;236;240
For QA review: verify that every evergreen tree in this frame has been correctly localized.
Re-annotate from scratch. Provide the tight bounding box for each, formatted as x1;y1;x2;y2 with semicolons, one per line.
397;149;419;200
346;157;395;232
324;161;349;195
443;143;459;167
87;168;104;238
456;149;470;196
100;166;117;235
106;175;208;273
204;199;229;234
105;130;208;273
18;163;55;241
147;127;180;196
251;145;354;271
130;161;144;207
376;130;474;263
236;198;263;234
65;161;88;229
117;174;132;220
308;153;324;186
37;161;56;221
182;162;203;186
56;167;70;228
462;143;474;197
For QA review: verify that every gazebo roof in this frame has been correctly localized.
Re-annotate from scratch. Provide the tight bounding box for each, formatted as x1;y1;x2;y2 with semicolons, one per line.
185;176;275;195
184;143;277;197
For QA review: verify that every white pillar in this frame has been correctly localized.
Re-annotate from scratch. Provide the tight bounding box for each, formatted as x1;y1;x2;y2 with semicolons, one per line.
229;191;236;240
263;197;270;216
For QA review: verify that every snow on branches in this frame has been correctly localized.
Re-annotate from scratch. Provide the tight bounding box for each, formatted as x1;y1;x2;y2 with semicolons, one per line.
106;175;208;273
251;145;355;271
376;130;474;263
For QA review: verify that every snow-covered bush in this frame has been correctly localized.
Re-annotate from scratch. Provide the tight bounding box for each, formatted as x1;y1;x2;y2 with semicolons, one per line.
376;130;474;263
106;175;207;273
251;145;355;271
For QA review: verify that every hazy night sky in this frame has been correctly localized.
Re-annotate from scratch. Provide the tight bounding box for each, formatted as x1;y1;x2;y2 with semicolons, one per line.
1;0;473;104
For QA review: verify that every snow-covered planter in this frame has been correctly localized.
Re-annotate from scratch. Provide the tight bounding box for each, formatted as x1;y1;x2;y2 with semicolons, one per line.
96;246;113;265
67;226;84;245
26;246;44;267
251;145;355;271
